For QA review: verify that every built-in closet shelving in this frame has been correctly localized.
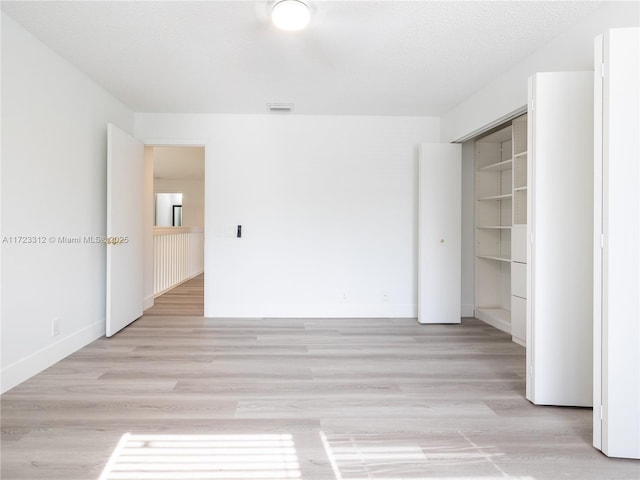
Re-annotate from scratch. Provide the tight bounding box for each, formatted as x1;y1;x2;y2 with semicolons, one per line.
512;115;528;226
474;114;527;342
510;114;527;345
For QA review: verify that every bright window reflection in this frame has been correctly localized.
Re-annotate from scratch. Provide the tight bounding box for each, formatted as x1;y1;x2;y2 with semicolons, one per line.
99;434;301;480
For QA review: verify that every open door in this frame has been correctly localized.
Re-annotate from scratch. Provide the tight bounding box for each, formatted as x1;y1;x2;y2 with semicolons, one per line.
418;143;462;324
106;124;144;337
593;27;640;460
526;72;594;407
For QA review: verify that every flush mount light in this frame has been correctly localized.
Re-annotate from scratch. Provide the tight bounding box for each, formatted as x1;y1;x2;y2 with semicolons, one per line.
267;103;294;113
271;0;311;31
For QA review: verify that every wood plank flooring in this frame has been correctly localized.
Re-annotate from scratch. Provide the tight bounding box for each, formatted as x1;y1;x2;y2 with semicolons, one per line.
143;273;204;316
2;277;638;479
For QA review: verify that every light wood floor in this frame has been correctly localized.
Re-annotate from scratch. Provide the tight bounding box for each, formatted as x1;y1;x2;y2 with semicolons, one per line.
1;278;638;479
143;274;204;316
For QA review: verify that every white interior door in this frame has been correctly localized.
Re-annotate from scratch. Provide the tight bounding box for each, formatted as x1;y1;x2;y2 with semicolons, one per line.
106;123;144;337
594;27;640;460
526;72;594;406
418;143;461;324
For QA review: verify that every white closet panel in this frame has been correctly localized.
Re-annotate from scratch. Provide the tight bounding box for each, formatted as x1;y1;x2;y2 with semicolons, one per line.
526;72;594;407
593;27;640;460
418;144;461;324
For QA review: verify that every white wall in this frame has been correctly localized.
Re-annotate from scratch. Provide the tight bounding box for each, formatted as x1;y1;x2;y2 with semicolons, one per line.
154;178;204;227
136;114;440;318
1;13;134;393
441;1;639;142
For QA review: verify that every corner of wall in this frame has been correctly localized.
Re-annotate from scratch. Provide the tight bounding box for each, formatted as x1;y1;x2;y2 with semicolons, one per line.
439;1;638;143
1;10;134;392
1;320;104;394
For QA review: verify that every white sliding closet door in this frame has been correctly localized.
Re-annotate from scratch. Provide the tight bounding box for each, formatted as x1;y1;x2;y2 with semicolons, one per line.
418;144;461;324
526;72;594;406
593;27;640;460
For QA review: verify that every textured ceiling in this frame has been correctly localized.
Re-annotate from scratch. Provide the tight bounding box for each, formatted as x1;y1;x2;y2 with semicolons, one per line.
1;1;605;116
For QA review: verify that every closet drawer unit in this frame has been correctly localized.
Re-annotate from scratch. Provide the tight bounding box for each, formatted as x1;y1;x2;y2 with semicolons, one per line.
511;295;526;342
512;225;527;263
512;261;527;299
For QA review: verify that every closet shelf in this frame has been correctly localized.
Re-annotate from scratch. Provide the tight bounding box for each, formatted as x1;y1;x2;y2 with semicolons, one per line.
477;225;512;229
477;255;511;263
478;159;513;172
514;151;528;158
478;193;513;201
514;186;528;192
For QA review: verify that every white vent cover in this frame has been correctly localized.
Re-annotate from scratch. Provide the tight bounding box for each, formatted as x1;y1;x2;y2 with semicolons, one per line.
267;103;294;113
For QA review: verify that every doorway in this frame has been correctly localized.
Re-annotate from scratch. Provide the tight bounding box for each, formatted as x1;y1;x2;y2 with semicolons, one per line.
143;145;205;314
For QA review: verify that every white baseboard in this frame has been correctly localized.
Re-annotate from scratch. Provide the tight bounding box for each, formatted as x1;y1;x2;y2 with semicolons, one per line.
475;310;511;334
1;320;103;394
461;303;474;317
205;303;417;319
143;294;155;310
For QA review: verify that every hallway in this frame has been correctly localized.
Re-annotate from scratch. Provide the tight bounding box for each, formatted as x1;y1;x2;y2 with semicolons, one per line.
144;274;204;316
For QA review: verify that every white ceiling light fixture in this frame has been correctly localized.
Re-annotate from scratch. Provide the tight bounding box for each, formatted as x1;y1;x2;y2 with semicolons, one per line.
271;0;311;31
267;103;294;113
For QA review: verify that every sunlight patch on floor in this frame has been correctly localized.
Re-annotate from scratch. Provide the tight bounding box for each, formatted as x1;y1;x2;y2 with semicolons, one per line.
320;431;536;480
98;433;301;480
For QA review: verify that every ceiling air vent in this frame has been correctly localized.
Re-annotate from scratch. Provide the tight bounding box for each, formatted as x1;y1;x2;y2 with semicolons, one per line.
267;103;294;113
